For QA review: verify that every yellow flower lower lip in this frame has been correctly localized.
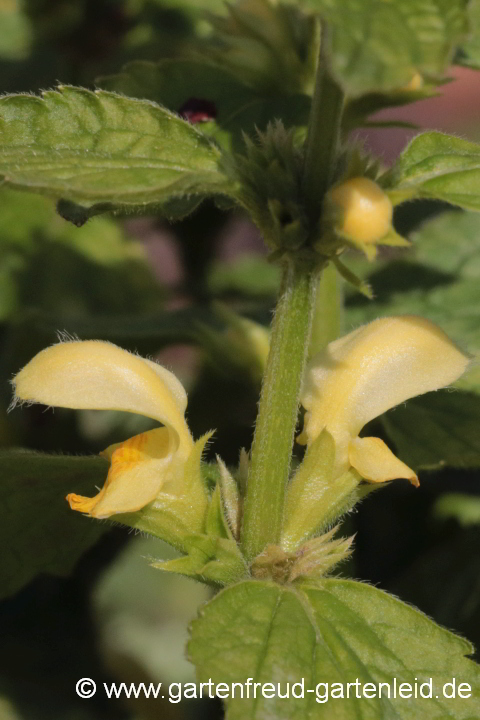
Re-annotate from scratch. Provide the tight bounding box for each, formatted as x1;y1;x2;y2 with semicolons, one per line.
67;493;100;515
348;436;419;487
65;428;178;519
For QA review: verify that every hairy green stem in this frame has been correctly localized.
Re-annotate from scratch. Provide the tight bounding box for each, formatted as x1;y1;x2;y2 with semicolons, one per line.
241;24;345;561
303;23;344;222
241;262;318;560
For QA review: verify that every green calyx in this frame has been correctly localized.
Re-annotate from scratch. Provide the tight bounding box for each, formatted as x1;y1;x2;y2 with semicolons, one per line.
233;122;310;252
251;529;354;584
231;122;336;264
134;429;359;588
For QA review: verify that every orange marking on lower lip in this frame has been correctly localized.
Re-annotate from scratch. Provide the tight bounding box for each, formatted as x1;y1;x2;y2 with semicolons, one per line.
125;432;147;451
112;446;143;464
66;492;99;513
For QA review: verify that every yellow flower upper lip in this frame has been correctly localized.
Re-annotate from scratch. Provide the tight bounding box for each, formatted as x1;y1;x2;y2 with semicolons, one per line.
299;315;471;483
12;339;193;455
12;340;195;518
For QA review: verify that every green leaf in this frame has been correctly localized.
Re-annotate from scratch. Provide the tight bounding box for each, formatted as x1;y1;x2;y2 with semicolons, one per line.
0;187;53;249
189;578;480;719
98;59;311;152
457;0;480;69
411;209;480;274
0;450;108;599
0;305;222;398
0;86;236;211
386;132;480;210
387;525;480;656
383;390;480;471
0;187;164;320
342;85;439;133
434;493;480;526
307;0;467;96
162;0;226;17
98;60;255;136
200;0;318;95
0;253;23;323
0;0;31;61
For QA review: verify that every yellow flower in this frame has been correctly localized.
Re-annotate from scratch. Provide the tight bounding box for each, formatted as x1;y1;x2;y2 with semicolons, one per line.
12;340;203;519
298;316;470;485
328;177;393;245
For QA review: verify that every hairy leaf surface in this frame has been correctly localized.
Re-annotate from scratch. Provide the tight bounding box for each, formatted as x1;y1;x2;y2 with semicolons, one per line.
387;132;480;210
307;0;466;96
0;87;236;210
189;578;480;719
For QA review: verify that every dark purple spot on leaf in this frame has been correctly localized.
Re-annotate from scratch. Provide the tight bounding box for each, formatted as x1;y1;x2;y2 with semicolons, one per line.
179;98;217;124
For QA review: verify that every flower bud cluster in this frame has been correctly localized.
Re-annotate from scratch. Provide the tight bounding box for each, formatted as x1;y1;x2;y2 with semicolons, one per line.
231;124;403;268
233;121;312;257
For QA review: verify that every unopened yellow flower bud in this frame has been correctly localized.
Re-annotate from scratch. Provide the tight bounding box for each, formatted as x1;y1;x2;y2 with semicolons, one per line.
329;177;393;244
402;72;423;92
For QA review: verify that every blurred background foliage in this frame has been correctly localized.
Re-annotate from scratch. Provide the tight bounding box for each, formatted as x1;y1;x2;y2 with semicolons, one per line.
1;1;480;719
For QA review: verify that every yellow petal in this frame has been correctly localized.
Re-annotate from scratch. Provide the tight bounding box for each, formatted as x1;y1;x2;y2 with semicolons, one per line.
67;428;176;518
301;316;470;460
12;340;192;454
348;436;419;487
